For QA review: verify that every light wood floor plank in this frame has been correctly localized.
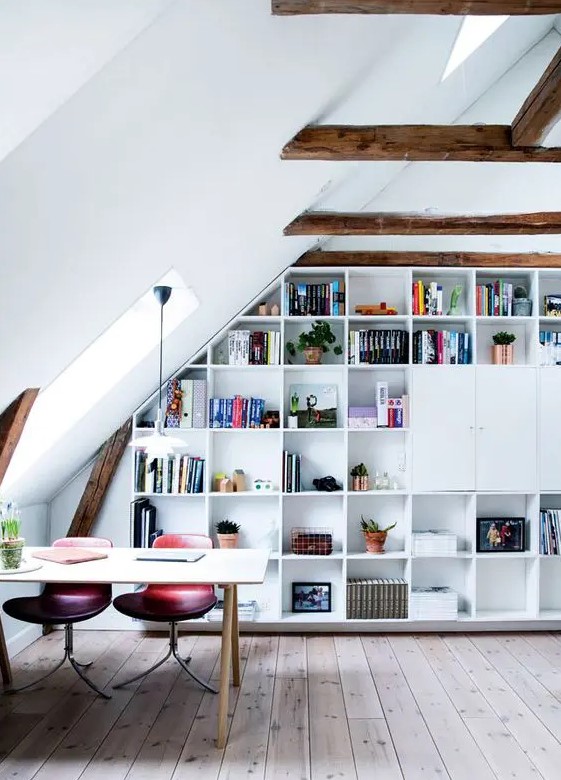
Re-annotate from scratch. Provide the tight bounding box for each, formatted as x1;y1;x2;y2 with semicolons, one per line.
464;717;543;780
349;719;403;780
446;635;561;780
525;633;561;671
265;678;310;780
361;636;449;780
276;636;307;679
498;635;561;700
335;636;383;719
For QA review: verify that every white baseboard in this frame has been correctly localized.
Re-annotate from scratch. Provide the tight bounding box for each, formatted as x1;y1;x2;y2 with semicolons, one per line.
7;625;43;657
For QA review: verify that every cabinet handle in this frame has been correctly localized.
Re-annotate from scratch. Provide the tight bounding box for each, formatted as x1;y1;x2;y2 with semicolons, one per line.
469;426;474;430
478;426;484;430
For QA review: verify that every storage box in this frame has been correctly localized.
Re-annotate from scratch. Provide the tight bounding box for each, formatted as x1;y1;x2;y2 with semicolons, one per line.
291;528;333;555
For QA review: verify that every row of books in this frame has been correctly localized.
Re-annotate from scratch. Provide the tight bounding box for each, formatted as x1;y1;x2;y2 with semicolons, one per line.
413;330;470;365
539;331;561;366
412;531;457;556
227;330;281;366
410;586;458;620
412;280;443;316
207;600;258;622
209;396;266;428
348;329;409;365
282;451;302;493
283;280;345;316
347;397;409;429
476;281;516;317
540;509;561;555
165;379;207;428
346;579;408;619
130;499;162;548
134;452;205;494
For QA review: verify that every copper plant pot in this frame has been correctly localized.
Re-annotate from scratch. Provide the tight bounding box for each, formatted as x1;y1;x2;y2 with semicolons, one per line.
491;345;513;365
303;347;323;365
363;531;387;554
352;476;369;491
217;533;239;549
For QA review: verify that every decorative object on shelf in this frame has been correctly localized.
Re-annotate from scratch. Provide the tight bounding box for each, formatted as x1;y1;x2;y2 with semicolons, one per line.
219;478;234;493
261;410;280;428
354;303;398;316
129;286;186;457
253;479;274;492
0;500;24;570
288;384;337;428
312;476;342;492
270;303;280;317
215;519;241;549
292;582;331;613
232;469;246;492
360;516;396;554
213;473;226;492
513;285;532;317
291;528;333;555
476;517;525;553
258;302;268;316
446;284;463;316
288;390;299;429
350;463;369;491
544;293;561;317
374;471;393;491
491;331;516;365
286;320;342;365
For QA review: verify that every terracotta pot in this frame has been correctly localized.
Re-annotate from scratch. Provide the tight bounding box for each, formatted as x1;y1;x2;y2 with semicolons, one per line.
303;347;323;365
363;531;387;554
0;538;25;570
217;533;239;549
491;344;513;365
352;476;369;491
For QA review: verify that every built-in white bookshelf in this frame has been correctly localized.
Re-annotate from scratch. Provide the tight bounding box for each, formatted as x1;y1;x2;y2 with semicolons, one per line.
131;266;561;628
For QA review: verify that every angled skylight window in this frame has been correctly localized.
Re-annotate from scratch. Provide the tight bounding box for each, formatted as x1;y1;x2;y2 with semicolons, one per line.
442;16;508;81
2;269;198;492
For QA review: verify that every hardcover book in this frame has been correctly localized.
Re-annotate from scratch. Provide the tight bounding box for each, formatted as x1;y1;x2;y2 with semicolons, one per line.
288;384;337;428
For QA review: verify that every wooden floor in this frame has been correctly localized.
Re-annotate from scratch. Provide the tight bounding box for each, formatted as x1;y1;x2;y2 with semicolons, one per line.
3;631;561;779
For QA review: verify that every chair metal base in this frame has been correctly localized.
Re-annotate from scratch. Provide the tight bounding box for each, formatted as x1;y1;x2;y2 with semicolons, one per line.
113;622;217;693
6;624;110;699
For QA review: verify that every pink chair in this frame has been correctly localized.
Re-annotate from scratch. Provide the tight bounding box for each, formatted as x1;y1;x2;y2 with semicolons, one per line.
112;534;217;692
3;537;113;698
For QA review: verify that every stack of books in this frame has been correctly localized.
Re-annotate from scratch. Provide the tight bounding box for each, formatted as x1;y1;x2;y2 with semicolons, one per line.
227;330;281;366
284;279;345;316
164;378;207;428
413;330;470;364
412;531;457;557
209;396;265;428
348;329;408;365
410;587;458;620
412;280;443;316
134;452;205;494
207;600;258;622
346;579;408;619
540;509;561;555
282;451;302;492
476;280;514;316
539;331;561;366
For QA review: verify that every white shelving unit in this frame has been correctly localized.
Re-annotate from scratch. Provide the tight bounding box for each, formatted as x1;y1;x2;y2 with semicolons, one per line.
131;266;561;628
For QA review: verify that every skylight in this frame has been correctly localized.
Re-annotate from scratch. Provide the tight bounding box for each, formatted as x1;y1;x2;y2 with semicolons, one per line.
442;16;508;81
2;269;198;492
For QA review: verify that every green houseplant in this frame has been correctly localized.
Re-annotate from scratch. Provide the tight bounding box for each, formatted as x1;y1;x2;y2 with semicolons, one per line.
286;320;343;365
350;463;369;491
360;516;397;554
215;519;241;549
0;500;24;570
492;331;516;365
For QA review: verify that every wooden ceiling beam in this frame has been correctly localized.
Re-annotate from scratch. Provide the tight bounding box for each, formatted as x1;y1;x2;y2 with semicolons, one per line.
67;418;132;538
0;389;39;487
512;47;561;147
284;211;561;235
281;125;561;162
295;250;561;267
273;0;561;14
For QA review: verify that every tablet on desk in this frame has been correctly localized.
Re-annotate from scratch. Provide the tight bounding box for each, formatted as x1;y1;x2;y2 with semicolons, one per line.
135;553;206;563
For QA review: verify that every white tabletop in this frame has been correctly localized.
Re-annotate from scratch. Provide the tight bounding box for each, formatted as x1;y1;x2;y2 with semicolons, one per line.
0;547;270;586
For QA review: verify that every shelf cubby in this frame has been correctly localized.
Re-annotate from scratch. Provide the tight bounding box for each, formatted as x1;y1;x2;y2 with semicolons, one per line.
348;268;409;316
413;268;474;317
475;557;537;619
282;558;344;619
347;492;409;555
348;430;409;492
412;493;475;554
412;556;475;618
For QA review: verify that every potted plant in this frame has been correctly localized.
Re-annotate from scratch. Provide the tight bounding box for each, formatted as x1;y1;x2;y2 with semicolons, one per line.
0;501;24;570
215;519;241;549
350;463;369;491
360;516;396;554
492;331;516;365
513;285;532;317
288;390;299;429
286;320;343;365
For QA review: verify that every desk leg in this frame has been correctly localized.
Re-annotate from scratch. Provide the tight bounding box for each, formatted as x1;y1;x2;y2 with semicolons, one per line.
0;613;12;687
231;584;240;687
217;584;234;749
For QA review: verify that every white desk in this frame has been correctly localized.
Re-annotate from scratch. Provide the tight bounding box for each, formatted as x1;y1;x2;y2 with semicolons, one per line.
0;547;270;748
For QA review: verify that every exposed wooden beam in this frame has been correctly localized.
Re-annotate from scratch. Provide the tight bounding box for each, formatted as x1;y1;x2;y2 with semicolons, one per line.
295;250;561;267
284;211;561;236
281;125;561;162
512;47;561;147
67;418;132;538
0;389;39;487
273;0;561;14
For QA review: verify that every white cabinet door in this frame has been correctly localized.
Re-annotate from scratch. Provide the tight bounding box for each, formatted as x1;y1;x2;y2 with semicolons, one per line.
412;367;475;491
539;371;561;491
476;367;537;492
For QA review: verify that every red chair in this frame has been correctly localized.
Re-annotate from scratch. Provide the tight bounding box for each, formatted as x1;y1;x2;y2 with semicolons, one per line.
3;537;113;698
112;534;217;693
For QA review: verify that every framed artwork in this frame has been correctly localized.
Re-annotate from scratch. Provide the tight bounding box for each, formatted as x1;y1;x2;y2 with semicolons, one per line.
288;384;337;428
291;582;332;613
476;517;526;553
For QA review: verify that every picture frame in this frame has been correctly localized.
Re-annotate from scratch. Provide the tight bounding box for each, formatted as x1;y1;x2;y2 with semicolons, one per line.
291;582;332;613
476;517;526;553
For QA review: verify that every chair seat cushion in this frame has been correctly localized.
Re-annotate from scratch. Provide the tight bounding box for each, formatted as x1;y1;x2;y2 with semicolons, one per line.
3;592;112;625
113;586;217;622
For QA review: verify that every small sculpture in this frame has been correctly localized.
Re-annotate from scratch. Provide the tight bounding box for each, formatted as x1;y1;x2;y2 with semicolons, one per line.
447;284;463;316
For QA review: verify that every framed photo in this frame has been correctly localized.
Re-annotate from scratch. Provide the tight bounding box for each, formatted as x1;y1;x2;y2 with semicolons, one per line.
476;517;526;553
291;582;332;613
